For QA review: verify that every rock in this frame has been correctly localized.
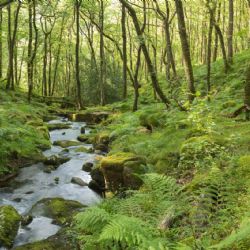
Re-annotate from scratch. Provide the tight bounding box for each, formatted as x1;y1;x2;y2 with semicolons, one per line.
43;165;55;173
100;152;146;192
71;177;88;187
82;162;93;172
74;146;88;153
93;133;110;153
47;123;71;131
88;180;105;195
80;127;86;134
13;229;73;250
0;205;22;248
21;215;33;226
25;191;34;194
43;155;70;166
29;198;85;225
88;168;105;195
53;140;82;148
68;111;110;124
54;177;59;184
62;132;66;135
77;135;92;143
13;197;22;202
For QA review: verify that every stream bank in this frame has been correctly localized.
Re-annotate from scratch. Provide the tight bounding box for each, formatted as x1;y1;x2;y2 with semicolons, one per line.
0;116;103;249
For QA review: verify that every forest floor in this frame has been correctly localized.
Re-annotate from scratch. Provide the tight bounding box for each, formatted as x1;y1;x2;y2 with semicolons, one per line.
1;49;250;249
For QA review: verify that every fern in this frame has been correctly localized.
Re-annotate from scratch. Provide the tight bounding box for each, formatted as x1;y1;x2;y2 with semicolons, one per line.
74;207;111;233
99;215;169;249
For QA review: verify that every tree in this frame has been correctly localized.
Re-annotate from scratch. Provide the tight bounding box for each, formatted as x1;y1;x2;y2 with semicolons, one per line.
174;0;196;102
227;0;234;64
121;4;127;99
0;8;2;79
75;0;83;109
119;0;171;108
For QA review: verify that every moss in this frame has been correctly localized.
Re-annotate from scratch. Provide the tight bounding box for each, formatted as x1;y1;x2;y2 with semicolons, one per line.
238;155;250;175
74;146;89;153
53;140;82;148
77;134;93;143
47;123;71;131
30;198;86;225
0;205;22;248
100;152;146;192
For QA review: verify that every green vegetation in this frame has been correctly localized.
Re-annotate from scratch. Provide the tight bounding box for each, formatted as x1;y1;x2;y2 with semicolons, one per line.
0;89;50;178
0;0;250;249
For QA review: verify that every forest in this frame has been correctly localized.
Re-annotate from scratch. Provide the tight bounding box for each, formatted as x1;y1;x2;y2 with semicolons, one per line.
0;0;250;249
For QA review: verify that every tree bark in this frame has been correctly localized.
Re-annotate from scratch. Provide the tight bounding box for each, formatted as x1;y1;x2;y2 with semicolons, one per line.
75;0;83;108
119;0;171;108
0;9;2;79
245;64;250;120
228;0;234;64
174;0;196;102
121;4;127;99
99;0;105;106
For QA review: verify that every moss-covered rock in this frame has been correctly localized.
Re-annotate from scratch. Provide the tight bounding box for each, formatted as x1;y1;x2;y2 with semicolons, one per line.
77;134;93;143
94;132;110;152
0;205;22;248
29;198;86;225
47;123;71;131
53;140;82;148
68;111;110;124
74;146;89;153
43;155;70;166
13;229;74;250
100;152;146;192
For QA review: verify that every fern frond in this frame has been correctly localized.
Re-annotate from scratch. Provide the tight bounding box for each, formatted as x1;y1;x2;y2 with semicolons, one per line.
74;207;111;233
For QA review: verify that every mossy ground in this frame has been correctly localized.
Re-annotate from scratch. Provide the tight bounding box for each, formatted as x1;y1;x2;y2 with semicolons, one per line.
0;88;51;179
71;50;250;248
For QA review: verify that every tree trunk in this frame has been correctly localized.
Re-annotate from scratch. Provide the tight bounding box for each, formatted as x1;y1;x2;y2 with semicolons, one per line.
228;0;234;64
99;0;105;106
213;2;221;62
174;0;196;102
119;0;171;108
0;9;2;79
121;4;127;99
75;0;83;108
42;34;48;96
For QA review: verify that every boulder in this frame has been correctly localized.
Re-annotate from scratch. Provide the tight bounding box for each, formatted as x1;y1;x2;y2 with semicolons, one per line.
53;140;82;148
71;177;88;187
21;215;33;226
88;168;105;195
47;123;71;131
0;205;22;248
74;146;89;153
100;152;146;192
77;135;92;143
80;127;86;134
29;198;85;225
82;162;93;172
13;229;72;250
43;155;70;166
43;165;55;174
68;111;110;124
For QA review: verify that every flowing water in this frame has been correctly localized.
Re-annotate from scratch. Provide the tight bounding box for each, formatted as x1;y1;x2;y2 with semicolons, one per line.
0;117;101;248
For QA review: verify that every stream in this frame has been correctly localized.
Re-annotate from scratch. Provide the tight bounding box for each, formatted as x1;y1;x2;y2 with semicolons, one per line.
0;117;102;248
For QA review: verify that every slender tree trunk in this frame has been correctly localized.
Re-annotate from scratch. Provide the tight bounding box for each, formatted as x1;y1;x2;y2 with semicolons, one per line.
18;46;25;86
213;2;221;62
119;0;171;108
48;34;52;96
6;4;13;90
75;0;83;108
52;16;65;96
27;0;38;102
228;0;234;64
42;34;48;96
206;1;214;98
0;9;2;79
174;0;196;102
99;0;105;106
121;4;127;99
